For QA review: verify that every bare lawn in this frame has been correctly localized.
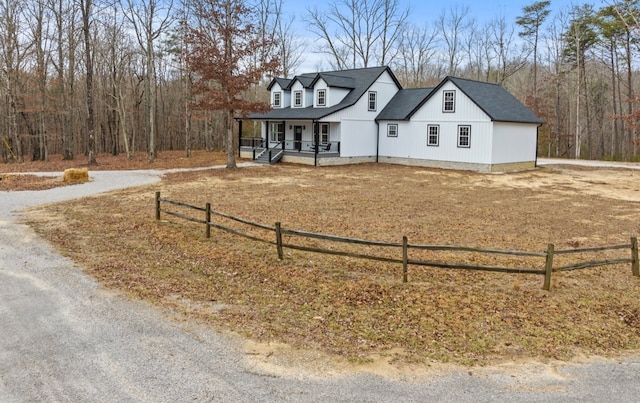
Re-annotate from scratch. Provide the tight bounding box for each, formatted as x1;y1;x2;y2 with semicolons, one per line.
23;160;640;371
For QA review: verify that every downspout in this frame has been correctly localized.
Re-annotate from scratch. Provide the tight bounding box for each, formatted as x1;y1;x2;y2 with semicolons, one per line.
535;123;542;168
375;120;380;163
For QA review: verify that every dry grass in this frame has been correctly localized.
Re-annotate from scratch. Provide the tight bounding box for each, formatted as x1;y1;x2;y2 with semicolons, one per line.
1;150;228;191
0;173;77;191
25;162;640;367
0;150;228;173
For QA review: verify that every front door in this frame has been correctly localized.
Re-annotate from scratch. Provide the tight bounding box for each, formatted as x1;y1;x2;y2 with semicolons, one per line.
294;126;302;151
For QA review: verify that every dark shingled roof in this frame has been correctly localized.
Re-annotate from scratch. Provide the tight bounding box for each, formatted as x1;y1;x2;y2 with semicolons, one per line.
255;72;542;125
443;77;542;124
267;77;292;91
250;66;400;120
294;74;316;89
377;77;542;124
312;72;356;89
376;88;434;121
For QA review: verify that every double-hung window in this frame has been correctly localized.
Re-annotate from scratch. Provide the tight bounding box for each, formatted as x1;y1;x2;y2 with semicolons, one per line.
293;90;302;107
320;123;329;144
457;125;471;148
368;91;377;111
387;124;398;137
427;125;439;146
443;90;455;112
317;89;326;106
272;92;281;108
270;122;284;142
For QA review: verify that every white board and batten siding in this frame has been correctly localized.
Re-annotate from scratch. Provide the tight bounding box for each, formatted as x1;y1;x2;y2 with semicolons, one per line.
381;81;494;164
313;79;350;108
270;82;290;108
288;81;309;108
323;70;400;157
491;122;537;164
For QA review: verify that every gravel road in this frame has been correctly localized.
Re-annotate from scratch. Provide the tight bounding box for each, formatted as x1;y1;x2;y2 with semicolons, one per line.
1;165;640;402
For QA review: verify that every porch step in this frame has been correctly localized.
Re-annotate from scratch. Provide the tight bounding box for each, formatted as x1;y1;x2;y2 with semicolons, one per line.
254;148;283;164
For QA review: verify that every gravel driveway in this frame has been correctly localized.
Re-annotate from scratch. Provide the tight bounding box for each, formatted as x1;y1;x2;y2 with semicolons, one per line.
1;166;640;402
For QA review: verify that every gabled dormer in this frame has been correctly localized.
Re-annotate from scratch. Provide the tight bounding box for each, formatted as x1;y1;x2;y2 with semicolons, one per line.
289;80;306;108
253;66;402;120
310;73;356;108
267;78;291;108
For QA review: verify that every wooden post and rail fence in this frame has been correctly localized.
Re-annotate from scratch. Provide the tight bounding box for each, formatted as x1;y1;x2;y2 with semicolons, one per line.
155;192;640;291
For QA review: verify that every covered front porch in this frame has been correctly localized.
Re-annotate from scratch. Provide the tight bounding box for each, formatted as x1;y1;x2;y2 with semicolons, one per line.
239;119;341;165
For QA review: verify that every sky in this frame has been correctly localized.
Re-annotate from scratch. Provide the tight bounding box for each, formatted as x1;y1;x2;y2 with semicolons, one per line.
283;0;603;73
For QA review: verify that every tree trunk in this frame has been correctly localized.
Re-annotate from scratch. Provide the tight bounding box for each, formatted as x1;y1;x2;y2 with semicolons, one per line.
225;109;236;168
82;0;97;165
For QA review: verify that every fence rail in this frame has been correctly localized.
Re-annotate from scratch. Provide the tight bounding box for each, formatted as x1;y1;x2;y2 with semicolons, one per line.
155;192;640;290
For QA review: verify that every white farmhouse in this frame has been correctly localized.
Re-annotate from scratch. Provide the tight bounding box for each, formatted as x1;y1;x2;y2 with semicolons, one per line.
245;66;542;172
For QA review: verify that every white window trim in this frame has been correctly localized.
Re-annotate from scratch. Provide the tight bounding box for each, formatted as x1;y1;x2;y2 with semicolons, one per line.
443;90;455;113
270;122;284;142
368;91;377;111
272;92;281;108
320;123;329;144
387;123;398;137
427;124;439;146
457;125;471;148
317;89;326;106
293;90;302;107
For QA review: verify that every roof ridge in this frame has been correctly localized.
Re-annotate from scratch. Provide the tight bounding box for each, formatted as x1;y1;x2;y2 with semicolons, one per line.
448;76;503;87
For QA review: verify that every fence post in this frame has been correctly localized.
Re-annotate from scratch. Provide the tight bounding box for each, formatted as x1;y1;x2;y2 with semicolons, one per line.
402;236;408;283
543;243;554;291
631;237;639;277
275;222;284;260
155;191;161;220
205;203;211;239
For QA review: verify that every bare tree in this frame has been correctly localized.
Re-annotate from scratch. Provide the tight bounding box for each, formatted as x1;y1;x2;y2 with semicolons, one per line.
275;13;306;76
540;11;571;158
26;0;52;161
394;23;438;86
608;0;640;157
121;0;175;162
488;15;528;84
0;0;27;162
50;0;78;160
79;0;98;164
306;0;408;69
463;20;493;81
436;5;472;76
563;4;598;158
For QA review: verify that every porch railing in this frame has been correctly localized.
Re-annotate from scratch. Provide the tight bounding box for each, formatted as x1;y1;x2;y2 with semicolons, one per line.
283;140;340;153
240;137;264;148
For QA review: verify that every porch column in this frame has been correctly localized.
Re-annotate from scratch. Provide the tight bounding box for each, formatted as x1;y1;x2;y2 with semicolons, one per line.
282;120;285;151
237;119;243;157
314;121;319;167
265;121;270;149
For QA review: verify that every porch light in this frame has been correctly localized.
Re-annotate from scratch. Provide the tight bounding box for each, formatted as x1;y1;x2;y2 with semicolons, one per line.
303;125;306;130
289;125;292;129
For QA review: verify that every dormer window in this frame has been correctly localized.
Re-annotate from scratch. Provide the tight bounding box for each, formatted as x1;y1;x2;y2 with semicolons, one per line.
443;90;455;112
293;90;302;107
273;92;281;108
317;89;326;106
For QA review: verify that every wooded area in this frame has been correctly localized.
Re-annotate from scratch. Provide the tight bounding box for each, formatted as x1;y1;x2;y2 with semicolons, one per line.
2;0;640;165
